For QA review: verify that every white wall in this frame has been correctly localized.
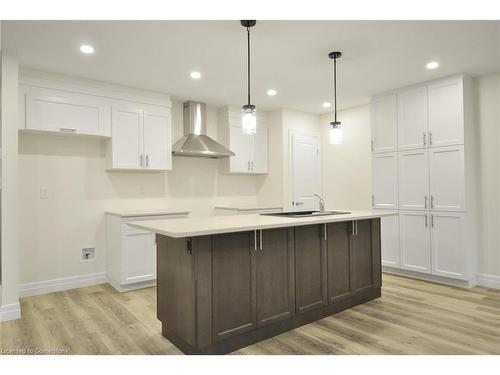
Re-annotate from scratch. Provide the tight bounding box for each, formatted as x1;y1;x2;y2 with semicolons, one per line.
321;105;372;211
18;99;260;286
474;72;500;278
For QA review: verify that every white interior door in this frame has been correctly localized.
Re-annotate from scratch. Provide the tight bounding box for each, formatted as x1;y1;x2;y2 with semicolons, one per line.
111;106;143;169
397;86;428;150
371;94;397;153
430;212;467;280
229;125;251;173
291;131;321;211
381;214;401;268
428;77;464;147
143;109;171;170
399;211;431;273
429;145;465;211
250;126;268;173
372;152;398;209
398;149;430;210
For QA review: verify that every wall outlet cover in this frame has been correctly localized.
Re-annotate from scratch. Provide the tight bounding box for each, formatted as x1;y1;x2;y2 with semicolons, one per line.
81;247;96;262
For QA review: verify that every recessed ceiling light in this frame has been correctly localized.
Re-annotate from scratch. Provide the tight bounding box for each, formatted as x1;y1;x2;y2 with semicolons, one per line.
190;71;201;79
426;61;439;70
80;44;94;54
322;102;332;108
266;89;277;96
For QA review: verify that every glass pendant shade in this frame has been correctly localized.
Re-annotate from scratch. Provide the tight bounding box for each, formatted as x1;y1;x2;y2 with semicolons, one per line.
329;123;342;145
242;107;257;135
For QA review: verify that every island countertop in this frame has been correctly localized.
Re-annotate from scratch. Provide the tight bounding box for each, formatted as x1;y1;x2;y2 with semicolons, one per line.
128;209;396;238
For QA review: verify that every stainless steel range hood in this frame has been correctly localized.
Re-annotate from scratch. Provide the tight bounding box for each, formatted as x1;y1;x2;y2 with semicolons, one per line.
172;101;235;158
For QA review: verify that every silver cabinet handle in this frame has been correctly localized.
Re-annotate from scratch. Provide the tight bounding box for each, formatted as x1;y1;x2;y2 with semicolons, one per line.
295;202;304;206
248;161;250;171
260;230;263;250
429;131;433;146
59;127;76;133
424;195;428;209
352;221;356;236
424;214;428;227
371;140;374;151
324;223;327;241
355;221;358;236
430;195;434;208
372;195;375;207
254;231;257;251
146;154;149;167
423;132;426;146
431;214;434;228
252;161;254;171
140;154;144;167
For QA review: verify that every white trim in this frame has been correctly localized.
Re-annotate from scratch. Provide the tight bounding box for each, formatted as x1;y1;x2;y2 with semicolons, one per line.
19;272;107;297
476;273;500;290
107;276;156;293
382;266;474;288
0;302;21;322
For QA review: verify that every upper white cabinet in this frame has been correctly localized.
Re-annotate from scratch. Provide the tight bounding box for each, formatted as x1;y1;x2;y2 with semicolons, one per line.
398;149;429;210
372;152;398;209
218;107;268;174
371;94;398;153
21;86;110;137
428;77;464;148
109;105;171;171
397;86;428;150
429;145;465;211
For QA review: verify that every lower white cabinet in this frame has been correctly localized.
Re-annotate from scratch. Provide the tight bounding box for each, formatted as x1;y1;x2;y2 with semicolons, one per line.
381;214;400;267
106;212;189;292
430;212;467;279
399;211;432;274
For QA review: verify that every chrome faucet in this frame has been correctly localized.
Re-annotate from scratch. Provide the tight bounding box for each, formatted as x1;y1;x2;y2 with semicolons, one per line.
313;194;325;212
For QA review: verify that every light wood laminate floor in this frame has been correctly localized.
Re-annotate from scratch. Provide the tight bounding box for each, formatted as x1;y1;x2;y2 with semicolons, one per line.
1;274;499;355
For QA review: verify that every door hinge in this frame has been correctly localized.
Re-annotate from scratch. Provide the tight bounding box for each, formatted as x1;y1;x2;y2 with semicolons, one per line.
186;238;192;255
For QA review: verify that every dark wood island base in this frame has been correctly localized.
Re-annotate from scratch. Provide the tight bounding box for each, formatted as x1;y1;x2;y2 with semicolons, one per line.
156;219;381;354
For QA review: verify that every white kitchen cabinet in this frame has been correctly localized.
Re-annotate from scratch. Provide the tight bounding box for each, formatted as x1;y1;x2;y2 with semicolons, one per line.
429;145;465;211
106;211;189;292
372;152;398;209
218;107;269;174
428;76;464;147
109;105;172;171
430;212;467;280
21;85;110;137
398;149;429;210
371;94;397;153
399;211;431;274
381;214;400;267
397;85;428;150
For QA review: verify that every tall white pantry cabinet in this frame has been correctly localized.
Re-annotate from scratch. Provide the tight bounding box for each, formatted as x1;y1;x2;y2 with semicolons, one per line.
371;75;478;287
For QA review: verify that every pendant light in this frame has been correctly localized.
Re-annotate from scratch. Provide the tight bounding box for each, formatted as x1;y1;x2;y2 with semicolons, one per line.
328;51;342;145
241;20;257;135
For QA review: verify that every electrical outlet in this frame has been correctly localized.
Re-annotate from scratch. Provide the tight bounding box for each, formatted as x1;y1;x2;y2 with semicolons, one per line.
81;247;96;262
40;187;49;198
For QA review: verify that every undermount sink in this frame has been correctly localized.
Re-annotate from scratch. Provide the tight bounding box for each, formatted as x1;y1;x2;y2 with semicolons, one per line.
260;210;350;218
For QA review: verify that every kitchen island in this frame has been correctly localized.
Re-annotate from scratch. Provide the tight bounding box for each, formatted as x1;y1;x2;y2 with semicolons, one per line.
129;210;395;354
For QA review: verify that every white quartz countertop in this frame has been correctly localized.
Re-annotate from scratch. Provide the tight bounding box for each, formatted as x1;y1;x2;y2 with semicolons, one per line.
128;210;397;238
214;205;282;211
106;209;190;218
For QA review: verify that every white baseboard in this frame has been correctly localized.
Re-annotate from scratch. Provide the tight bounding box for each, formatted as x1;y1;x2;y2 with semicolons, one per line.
382;266;474;288
476;273;500;290
107;276;156;293
19;272;107;297
0;302;21;322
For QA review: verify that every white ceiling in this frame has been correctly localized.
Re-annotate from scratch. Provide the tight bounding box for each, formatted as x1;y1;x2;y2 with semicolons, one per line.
3;20;500;114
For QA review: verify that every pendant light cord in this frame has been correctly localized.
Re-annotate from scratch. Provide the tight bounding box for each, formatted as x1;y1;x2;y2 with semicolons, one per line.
247;26;251;106
333;55;337;123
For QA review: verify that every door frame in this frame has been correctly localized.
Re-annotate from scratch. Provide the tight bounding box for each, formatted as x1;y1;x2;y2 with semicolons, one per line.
288;129;322;211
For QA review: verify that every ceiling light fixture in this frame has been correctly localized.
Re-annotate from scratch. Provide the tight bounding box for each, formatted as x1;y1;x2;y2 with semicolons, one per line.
267;89;277;96
322;102;332;108
190;71;202;79
426;61;439;70
328;51;342;145
80;44;94;54
241;20;257;135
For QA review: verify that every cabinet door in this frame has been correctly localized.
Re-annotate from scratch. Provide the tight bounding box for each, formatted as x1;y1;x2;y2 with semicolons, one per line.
399;211;431;273
430;212;467;280
351;220;380;293
428;77;464;147
429;145;465;211
122;229;156;284
397;86;428;150
371;94;397;153
326;222;352;303
381;214;400;268
372;152;398;209
229;125;251;173
294;225;327;314
111;106;143;169
256;228;295;327
398;149;430;210
212;232;257;341
143;109;172;170
250;126;268;174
